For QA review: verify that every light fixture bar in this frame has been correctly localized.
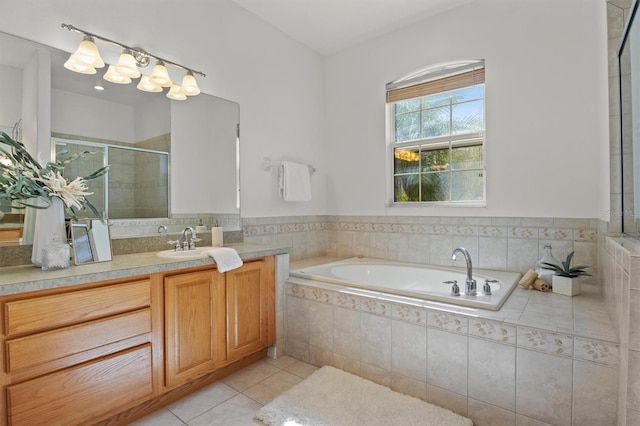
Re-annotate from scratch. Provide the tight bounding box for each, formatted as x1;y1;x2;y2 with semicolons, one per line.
61;23;206;77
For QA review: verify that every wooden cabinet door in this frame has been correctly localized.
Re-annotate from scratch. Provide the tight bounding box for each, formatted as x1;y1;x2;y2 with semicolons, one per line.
226;257;275;362
164;269;225;388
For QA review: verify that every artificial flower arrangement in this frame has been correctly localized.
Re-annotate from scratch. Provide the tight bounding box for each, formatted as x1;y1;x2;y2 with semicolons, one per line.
0;131;109;220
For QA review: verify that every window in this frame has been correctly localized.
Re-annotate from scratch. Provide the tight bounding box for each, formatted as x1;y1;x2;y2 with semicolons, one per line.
387;61;485;204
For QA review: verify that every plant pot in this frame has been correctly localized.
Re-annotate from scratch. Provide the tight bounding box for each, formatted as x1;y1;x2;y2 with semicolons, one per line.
552;275;581;296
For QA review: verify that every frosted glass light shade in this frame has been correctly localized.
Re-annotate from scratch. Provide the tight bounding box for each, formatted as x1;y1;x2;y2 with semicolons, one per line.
167;85;186;100
103;65;132;84
115;51;141;78
150;62;172;87
181;73;200;96
137;75;162;92
64;56;96;74
71;37;105;68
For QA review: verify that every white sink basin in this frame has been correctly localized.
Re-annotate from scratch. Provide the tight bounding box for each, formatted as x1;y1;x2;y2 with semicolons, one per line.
157;247;211;260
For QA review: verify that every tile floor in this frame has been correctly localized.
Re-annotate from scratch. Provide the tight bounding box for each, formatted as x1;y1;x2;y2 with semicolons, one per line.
131;356;317;426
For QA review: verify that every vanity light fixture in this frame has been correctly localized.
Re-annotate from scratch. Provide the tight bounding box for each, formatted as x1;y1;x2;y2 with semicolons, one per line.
137;75;162;93
61;23;204;100
103;65;132;84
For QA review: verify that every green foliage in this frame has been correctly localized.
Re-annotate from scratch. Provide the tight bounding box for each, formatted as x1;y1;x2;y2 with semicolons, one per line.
541;251;591;278
0;131;109;220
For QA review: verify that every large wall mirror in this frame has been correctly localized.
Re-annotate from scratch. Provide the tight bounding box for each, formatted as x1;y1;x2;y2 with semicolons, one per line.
621;0;639;237
0;30;240;243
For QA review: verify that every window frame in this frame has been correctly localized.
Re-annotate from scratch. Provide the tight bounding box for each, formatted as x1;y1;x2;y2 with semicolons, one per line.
386;61;486;207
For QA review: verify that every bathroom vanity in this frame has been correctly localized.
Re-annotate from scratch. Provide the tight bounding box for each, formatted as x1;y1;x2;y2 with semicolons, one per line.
0;243;287;426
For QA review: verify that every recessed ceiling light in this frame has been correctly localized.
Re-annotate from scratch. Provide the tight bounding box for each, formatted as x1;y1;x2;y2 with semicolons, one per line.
93;84;105;91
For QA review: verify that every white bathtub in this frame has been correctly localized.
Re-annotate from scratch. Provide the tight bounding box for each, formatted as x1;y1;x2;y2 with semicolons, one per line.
290;258;521;311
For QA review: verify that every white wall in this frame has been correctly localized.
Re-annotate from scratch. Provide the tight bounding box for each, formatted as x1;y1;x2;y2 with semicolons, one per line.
134;99;170;143
0;0;609;220
51;89;136;143
0;64;22;128
171;94;239;215
0;0;327;218
324;0;610;219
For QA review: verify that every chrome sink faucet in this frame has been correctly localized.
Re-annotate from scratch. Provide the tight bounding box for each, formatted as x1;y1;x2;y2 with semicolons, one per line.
182;227;197;250
451;247;476;296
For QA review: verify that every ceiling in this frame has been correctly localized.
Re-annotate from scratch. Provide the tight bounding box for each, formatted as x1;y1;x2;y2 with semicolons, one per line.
230;0;474;56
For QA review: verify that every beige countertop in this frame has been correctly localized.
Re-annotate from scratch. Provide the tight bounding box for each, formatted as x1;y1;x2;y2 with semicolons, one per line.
0;243;291;296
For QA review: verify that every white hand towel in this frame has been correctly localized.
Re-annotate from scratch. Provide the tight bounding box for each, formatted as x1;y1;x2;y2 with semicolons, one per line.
279;161;312;201
204;247;243;272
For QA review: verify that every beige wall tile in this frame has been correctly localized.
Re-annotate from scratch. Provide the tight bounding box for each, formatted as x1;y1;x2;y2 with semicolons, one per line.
468;398;516;426
427;328;468;396
468;337;516;411
391;320;427;380
572;361;618;426
516;348;572;426
360;313;391;370
426;384;468;417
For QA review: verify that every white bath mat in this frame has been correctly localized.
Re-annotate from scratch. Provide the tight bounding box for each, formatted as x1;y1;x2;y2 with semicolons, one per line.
255;366;472;426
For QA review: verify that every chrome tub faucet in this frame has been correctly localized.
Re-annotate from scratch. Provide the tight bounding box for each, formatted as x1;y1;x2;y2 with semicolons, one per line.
451;247;477;296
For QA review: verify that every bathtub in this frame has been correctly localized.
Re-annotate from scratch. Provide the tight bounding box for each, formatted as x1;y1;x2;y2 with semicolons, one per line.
289;257;521;311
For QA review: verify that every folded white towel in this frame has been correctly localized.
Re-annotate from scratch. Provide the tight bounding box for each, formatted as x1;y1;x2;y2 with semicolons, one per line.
204;247;243;272
279;161;312;201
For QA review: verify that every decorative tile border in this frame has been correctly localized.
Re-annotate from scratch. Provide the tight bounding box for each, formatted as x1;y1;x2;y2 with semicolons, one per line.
469;318;516;345
427;311;468;335
287;283;332;304
361;298;391;317
574;337;619;367
517;326;574;358
243;216;598;243
392;304;427;325
334;292;360;310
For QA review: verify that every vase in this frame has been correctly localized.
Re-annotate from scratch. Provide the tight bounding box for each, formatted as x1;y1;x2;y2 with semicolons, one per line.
31;197;67;267
552;275;581;296
535;244;558;285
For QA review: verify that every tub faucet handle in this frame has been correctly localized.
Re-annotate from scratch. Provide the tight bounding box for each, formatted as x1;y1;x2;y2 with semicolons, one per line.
443;280;460;296
483;279;498;295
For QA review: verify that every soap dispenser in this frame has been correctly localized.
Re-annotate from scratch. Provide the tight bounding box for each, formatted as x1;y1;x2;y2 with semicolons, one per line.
196;218;207;234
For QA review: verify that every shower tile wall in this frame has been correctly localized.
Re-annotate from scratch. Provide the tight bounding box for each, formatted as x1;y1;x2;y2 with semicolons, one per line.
108;147;135;218
133;134;170;219
602;234;640;424
58;142;106;216
243;215;598;279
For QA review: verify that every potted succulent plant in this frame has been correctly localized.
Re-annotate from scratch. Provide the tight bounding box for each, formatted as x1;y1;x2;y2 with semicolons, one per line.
541;251;590;296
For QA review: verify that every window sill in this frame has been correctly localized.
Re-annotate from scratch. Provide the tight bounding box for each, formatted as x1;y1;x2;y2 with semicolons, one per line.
388;201;486;208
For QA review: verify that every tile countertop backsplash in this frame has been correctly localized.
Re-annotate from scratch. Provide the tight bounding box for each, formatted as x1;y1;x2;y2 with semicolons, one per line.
289;256;618;344
0;243;291;296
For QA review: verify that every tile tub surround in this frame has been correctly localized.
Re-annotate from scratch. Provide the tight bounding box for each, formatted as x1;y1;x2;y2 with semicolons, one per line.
284;263;618;426
602;235;640;424
244;216;599;282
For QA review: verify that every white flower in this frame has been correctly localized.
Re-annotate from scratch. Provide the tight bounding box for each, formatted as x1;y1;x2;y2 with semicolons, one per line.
36;171;93;210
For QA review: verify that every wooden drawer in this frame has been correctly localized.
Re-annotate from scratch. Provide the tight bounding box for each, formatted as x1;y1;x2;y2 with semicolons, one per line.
0;228;22;242
6;308;151;374
7;344;154;426
4;279;151;336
